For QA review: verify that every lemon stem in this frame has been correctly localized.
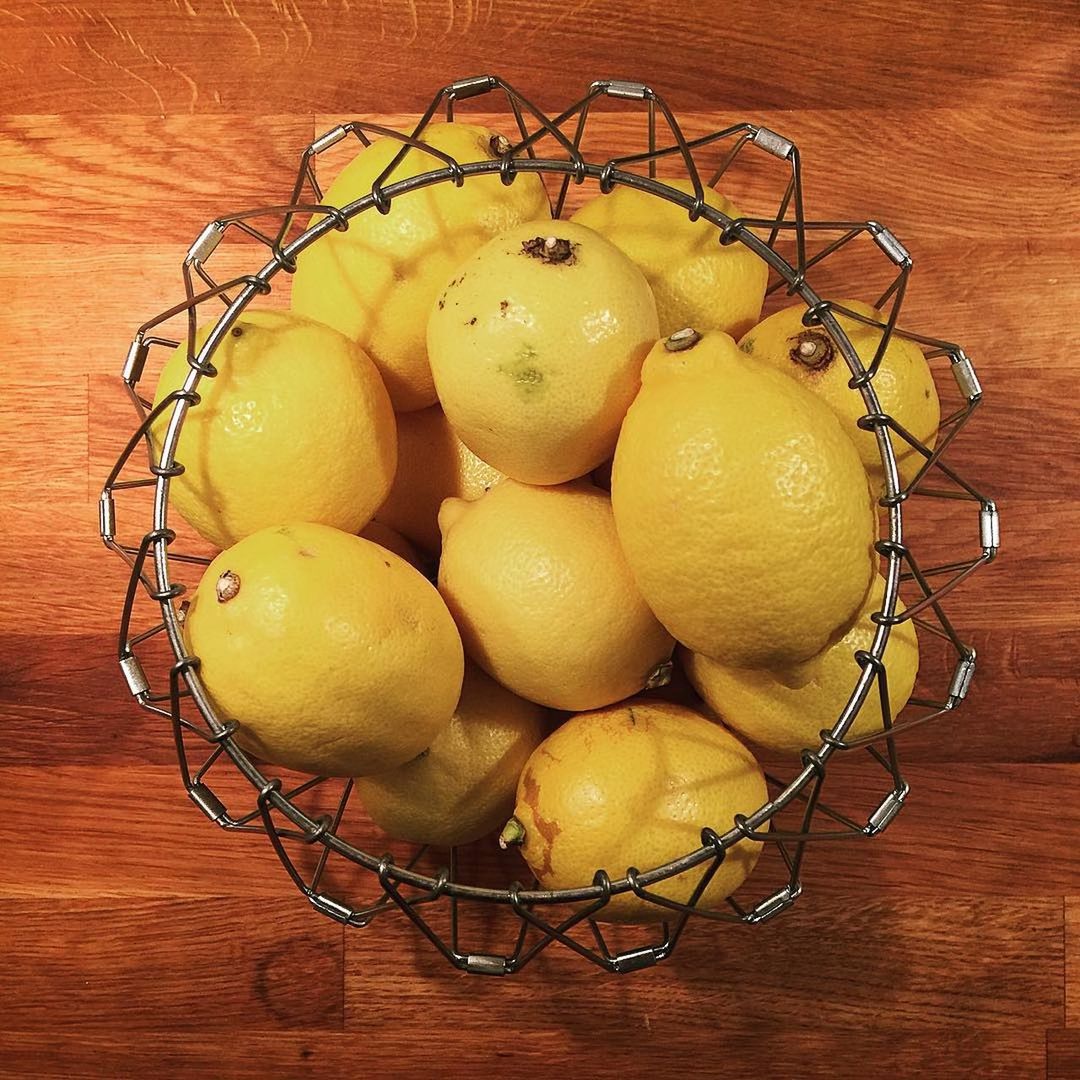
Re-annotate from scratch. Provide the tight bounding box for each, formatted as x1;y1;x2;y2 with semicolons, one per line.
215;570;240;603
789;330;834;371
521;235;575;264
498;816;526;849
644;660;674;690
664;327;701;352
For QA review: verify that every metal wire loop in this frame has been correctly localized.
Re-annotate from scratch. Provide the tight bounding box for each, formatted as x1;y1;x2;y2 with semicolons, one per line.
801;299;833;325
798;749;828;781
598;161;617;194
700;827;729;861
302;815;335;845
497;152;517;186
717;217;747;246
148;461;185;479
205;718;240;745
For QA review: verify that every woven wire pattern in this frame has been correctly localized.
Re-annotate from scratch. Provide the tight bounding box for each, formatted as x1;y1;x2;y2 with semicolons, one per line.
99;75;999;975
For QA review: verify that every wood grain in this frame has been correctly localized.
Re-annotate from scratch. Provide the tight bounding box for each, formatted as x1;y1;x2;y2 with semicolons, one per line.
0;1;1073;114
1068;897;1079;1026
4;109;1077;242
1049;1028;1080;1080
0;899;344;1029
2;1;1076;1076
0;1028;1052;1080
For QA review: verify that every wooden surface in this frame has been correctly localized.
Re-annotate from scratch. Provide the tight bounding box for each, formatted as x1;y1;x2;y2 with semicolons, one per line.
1;2;1077;1077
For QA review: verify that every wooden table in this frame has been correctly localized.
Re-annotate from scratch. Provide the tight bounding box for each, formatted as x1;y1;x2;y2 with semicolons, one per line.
1;2;1076;1076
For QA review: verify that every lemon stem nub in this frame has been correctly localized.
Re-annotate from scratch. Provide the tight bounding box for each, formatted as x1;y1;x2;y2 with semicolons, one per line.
521;235;575;264
490;133;511;156
498;816;526;849
664;327;701;352
789;330;834;371
215;570;240;603
644;660;674;690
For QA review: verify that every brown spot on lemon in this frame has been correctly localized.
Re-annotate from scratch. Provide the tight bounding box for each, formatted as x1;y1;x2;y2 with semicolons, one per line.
521;767;560;880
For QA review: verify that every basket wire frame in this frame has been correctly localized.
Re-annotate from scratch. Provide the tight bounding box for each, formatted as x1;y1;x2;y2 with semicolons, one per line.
100;74;999;975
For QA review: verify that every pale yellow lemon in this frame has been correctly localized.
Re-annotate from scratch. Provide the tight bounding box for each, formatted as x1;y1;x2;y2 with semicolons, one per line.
611;329;876;668
683;575;919;754
572;177;767;338
437;479;674;711
739;300;940;486
355;664;547;847
427;220;660;485
183;522;463;777
151;311;395;550
291;122;551;411
504;698;767;923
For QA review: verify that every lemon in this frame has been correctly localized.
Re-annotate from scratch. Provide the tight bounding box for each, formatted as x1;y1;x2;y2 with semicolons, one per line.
291;122;550;412
374;405;504;555
183;522;464;777
358;520;426;573
437;479;674;711
502;698;767;924
427;220;660;485
611;329;876;668
683;575;919;754
738;300;940;485
355;664;547;847
151;311;395;551
571;178;767;338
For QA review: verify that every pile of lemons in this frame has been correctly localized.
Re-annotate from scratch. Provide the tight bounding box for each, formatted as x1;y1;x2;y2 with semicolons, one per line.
154;122;938;923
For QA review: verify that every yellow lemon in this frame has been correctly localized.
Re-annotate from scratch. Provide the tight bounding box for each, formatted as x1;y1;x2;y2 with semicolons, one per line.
683;574;919;754
738;300;940;485
355;664;547;847
374;405;504;555
151;311;395;551
427;220;660;485
501;698;767;924
611;329;876;668
183;522;464;777
358;520;427;573
291;122;550;411
437;479;674;711
571;177;767;338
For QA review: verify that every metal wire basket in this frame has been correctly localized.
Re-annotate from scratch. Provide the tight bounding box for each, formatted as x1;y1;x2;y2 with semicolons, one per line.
100;74;1000;975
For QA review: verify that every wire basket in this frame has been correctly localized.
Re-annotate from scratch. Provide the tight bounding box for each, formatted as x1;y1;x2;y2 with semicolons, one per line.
100;74;1000;976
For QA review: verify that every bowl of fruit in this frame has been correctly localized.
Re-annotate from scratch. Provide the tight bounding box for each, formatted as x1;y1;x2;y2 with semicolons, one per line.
101;75;998;974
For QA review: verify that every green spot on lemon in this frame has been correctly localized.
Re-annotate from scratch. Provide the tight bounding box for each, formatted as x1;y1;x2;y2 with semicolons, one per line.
497;344;547;400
